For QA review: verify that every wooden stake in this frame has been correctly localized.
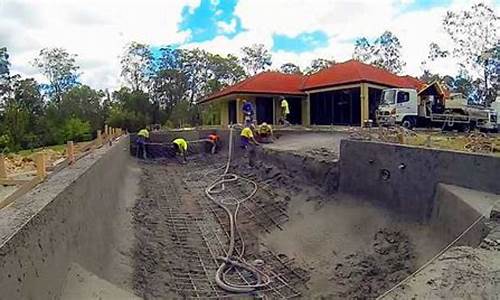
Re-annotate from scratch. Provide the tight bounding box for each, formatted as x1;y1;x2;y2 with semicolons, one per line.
104;124;109;138
35;153;47;178
67;141;75;165
0;154;7;179
97;130;102;146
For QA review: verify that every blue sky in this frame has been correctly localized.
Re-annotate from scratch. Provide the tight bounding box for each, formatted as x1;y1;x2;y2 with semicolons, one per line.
179;0;244;43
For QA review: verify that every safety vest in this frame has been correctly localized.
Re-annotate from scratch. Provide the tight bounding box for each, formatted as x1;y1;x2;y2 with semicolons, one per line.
281;99;290;114
259;125;272;134
208;134;219;142
173;138;188;151
240;127;254;139
137;129;149;138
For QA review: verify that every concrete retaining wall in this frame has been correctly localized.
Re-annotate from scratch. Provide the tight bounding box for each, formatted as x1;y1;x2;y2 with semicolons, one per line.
0;137;131;299
339;140;500;221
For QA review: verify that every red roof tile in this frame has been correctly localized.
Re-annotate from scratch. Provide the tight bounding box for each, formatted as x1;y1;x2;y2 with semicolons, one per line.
303;59;421;90
200;60;424;103
199;71;306;103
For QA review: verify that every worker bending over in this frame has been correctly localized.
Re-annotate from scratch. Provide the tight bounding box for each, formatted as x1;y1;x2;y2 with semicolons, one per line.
206;132;220;154
257;122;273;143
136;127;149;159
279;96;290;126
240;125;259;167
172;138;188;163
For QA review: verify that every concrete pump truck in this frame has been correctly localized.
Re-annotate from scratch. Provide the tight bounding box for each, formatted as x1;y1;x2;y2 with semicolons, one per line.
376;81;497;132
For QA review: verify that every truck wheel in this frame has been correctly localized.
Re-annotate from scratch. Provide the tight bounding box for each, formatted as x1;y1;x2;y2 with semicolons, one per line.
402;117;415;130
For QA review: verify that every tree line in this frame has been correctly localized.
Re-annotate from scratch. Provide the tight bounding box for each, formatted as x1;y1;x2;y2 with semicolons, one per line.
0;3;496;153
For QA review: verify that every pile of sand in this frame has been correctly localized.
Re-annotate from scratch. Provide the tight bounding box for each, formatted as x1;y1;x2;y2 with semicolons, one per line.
330;229;416;299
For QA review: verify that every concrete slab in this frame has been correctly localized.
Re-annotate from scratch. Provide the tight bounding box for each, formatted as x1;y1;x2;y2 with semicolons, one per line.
61;263;141;300
264;132;347;156
442;184;500;217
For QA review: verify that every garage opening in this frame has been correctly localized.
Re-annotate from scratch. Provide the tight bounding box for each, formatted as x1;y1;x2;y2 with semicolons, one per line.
286;97;302;125
228;100;237;124
256;97;274;124
368;88;383;122
310;88;361;125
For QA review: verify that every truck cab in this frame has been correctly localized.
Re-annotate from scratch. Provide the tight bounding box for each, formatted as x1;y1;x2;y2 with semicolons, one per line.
376;88;419;128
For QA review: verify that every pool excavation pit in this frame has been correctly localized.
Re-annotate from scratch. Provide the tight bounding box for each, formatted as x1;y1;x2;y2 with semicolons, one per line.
1;129;499;299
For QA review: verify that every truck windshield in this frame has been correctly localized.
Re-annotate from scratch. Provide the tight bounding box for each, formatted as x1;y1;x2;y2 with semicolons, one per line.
381;90;396;105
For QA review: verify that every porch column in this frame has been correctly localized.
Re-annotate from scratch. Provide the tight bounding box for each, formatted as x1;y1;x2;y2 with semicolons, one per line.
236;98;243;124
302;95;310;126
220;101;229;127
360;83;369;124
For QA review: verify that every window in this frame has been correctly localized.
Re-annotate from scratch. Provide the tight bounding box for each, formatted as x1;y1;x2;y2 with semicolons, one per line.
397;91;410;103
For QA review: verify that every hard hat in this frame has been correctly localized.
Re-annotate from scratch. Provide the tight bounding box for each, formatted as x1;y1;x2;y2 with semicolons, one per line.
262;122;267;126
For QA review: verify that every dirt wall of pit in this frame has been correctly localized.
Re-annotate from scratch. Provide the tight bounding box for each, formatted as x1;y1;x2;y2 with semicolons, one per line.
256;148;339;192
339;140;500;221
0;137;131;299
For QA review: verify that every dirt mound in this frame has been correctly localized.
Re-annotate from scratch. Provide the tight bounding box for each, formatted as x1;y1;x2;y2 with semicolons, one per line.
331;229;416;299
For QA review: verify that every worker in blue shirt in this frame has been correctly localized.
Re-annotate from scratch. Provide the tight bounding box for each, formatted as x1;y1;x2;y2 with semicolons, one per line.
242;99;254;126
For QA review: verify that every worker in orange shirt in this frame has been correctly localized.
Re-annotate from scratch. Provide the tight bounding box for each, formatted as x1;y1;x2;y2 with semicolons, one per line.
206;131;220;154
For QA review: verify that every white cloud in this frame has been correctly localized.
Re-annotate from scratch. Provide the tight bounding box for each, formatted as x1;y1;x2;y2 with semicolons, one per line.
217;18;238;34
188;0;499;77
0;0;196;90
0;0;498;91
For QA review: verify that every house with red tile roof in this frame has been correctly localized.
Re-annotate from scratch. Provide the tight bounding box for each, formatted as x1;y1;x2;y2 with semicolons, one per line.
199;59;424;126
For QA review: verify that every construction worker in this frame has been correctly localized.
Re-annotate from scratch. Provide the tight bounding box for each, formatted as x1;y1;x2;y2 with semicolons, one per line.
240;125;259;149
136;127;149;159
240;125;259;167
172;138;188;163
280;96;290;125
242;99;254;126
206;132;220;154
257;122;273;143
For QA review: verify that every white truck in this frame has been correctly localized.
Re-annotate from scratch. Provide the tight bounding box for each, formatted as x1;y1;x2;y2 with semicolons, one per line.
376;83;497;132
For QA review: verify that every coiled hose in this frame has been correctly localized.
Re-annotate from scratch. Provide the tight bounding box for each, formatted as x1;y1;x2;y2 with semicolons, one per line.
204;126;271;293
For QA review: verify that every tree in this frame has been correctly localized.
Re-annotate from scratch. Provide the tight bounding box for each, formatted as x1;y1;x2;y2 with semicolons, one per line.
241;44;272;75
108;87;153;132
441;3;499;104
120;42;153;92
204;53;246;94
427;42;449;61
59;117;91;143
353;38;373;63
352;31;405;74
0;47;10;101
59;85;107;133
279;63;302;74
32;48;80;102
371;31;405;73
304;58;335;75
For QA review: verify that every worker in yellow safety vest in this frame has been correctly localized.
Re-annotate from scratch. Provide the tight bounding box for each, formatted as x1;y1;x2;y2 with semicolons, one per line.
257;122;273;143
240;125;259;167
240;125;259;149
280;97;290;125
172;138;188;163
136;127;149;159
